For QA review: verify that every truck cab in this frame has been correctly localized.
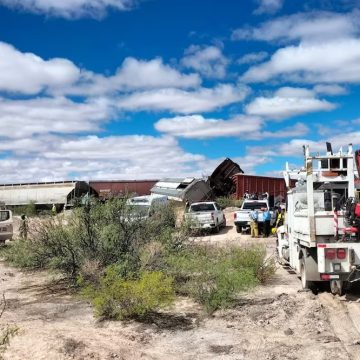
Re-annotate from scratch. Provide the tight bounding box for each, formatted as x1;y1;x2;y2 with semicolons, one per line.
126;194;168;220
0;207;13;243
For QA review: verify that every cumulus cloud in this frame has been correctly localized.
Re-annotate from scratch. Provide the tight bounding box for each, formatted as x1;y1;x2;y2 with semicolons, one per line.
248;129;360;159
0;0;136;19
248;122;309;140
313;84;347;96
181;45;229;79
253;0;283;15
61;57;201;96
154;114;262;138
117;84;250;113
241;38;360;84
236;11;360;84
0;42;201;96
245;87;336;119
237;51;268;65
0;97;113;138
232;11;360;43
0;42;80;95
0;134;209;182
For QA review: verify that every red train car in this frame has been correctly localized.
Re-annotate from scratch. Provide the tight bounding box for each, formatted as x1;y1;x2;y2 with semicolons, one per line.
89;180;158;199
233;174;296;200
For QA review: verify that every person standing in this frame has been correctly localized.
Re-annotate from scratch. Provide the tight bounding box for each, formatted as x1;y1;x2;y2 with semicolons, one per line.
19;214;28;240
51;204;57;216
249;208;259;238
263;208;271;237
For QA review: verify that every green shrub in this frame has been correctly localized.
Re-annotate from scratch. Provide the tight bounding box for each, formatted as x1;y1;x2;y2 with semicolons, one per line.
4;198;180;280
166;245;273;313
11;201;37;217
84;269;174;319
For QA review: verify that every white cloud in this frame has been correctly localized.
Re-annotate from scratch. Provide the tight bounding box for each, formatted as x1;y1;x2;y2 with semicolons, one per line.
0;134;210;182
62;57;201;96
0;42;200;96
241;38;360;84
0;97;113;138
248;122;309;140
245;87;336;119
181;45;229;79
236;11;360;85
232;11;360;43
238;51;268;65
154;114;262;139
313;84;347;96
253;0;283;15
248;130;360;159
117;84;250;113
0;0;135;19
0;42;80;95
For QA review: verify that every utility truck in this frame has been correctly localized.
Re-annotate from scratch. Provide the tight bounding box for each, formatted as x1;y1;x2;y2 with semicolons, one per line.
277;143;360;295
0;202;13;244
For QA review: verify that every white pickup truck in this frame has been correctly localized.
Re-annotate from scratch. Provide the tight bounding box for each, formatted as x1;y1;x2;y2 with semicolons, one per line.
185;201;226;233
233;199;271;233
0;208;13;244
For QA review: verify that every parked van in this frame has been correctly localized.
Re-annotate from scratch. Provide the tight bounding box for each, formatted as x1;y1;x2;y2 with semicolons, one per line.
126;194;168;220
0;208;13;243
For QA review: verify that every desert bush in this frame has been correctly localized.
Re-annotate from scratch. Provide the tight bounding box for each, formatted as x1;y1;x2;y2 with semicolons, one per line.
11;201;37;217
84;268;174;319
4;198;179;280
166;245;273;313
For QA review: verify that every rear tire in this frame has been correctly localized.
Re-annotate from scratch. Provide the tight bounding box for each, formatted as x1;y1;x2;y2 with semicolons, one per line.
300;257;314;290
330;280;347;296
236;225;241;233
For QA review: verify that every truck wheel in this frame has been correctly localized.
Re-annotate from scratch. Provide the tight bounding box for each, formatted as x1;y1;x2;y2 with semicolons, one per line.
300;257;314;290
330;280;346;296
236;225;241;233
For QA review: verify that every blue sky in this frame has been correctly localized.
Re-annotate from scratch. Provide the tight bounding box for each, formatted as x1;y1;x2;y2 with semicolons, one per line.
0;0;360;182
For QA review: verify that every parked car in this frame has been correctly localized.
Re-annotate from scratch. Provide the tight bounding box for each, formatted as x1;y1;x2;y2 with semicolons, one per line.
0;208;13;243
184;201;226;233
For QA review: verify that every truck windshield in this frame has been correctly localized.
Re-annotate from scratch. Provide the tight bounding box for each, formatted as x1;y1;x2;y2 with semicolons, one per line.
128;205;150;217
0;211;10;222
190;203;215;212
242;202;267;210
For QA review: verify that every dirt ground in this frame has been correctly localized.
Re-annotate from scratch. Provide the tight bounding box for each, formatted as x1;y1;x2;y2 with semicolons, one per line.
1;210;360;359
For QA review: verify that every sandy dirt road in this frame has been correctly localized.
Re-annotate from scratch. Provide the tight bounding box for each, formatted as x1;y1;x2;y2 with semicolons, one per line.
1;210;360;359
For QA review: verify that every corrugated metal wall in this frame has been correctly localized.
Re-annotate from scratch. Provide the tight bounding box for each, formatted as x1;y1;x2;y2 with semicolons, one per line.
89;180;158;198
233;174;296;200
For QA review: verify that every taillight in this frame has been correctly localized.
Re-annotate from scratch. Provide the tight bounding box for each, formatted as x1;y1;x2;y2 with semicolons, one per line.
233;213;236;219
325;248;336;260
337;248;347;260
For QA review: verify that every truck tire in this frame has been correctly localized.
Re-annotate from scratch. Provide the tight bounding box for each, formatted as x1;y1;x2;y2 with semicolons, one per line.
236;225;241;233
330;280;347;296
300;257;314;291
213;223;220;234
